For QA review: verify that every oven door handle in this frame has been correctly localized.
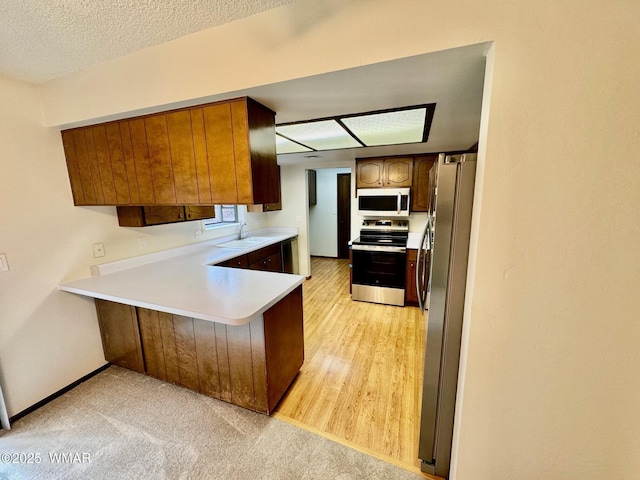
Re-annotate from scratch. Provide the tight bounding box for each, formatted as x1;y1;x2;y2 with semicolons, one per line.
352;244;406;253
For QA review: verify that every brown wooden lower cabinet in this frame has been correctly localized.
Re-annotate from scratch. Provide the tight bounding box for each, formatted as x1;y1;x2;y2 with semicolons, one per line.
219;243;284;273
405;249;419;306
94;285;303;414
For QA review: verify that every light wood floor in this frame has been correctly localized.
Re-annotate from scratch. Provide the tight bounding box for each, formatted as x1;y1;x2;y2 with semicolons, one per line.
275;257;428;473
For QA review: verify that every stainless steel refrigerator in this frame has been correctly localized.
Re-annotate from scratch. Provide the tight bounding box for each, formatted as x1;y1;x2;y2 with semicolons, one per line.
416;153;477;478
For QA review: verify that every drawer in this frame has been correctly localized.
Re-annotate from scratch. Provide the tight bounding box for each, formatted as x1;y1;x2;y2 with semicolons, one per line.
219;254;249;268
247;243;281;265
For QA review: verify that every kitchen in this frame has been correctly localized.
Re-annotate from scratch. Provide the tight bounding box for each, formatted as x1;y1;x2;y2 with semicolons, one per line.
1;38;484;477
51;55;481;476
1;2;638;480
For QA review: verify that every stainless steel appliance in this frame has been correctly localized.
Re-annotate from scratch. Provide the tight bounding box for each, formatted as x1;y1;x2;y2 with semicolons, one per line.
356;188;411;217
417;153;477;478
351;219;409;307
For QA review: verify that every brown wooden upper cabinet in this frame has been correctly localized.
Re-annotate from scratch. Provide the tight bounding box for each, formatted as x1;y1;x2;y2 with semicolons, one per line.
60;97;279;207
356;154;437;212
355;157;413;188
410;154;437;212
247;166;282;213
115;205;216;227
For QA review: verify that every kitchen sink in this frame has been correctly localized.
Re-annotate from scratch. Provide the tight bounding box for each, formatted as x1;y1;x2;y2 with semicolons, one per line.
216;237;273;249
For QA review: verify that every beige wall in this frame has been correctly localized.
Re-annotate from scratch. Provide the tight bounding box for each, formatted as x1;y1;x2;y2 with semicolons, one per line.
1;0;637;478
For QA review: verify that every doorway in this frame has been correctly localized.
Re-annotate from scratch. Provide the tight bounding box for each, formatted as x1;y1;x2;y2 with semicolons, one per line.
337;173;351;259
308;167;352;259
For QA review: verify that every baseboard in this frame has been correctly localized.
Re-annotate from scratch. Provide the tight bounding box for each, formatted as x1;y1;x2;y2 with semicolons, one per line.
1;363;111;430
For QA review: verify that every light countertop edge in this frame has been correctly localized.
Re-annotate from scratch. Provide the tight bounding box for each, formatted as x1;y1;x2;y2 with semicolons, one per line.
58;228;304;326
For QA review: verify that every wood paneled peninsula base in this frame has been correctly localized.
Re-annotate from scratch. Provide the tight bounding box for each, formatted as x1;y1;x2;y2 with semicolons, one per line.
95;285;304;414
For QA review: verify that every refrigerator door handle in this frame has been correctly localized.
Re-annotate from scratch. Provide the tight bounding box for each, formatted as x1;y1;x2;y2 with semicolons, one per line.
416;219;430;313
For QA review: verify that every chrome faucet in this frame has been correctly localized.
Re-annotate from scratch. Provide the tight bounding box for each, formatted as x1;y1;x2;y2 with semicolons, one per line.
239;221;249;239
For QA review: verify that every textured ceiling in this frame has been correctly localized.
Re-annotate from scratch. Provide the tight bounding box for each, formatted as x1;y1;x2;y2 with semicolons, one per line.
0;0;297;83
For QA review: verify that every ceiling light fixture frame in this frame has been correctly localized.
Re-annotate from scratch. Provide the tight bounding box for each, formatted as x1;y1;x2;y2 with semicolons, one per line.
275;103;436;154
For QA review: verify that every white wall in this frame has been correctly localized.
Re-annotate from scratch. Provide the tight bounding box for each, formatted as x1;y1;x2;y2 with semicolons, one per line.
4;1;638;478
309;168;351;257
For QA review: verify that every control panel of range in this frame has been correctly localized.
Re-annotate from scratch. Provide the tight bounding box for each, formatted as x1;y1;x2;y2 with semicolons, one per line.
360;219;409;231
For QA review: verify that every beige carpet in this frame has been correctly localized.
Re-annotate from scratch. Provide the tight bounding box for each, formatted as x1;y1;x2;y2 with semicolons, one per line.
0;366;424;479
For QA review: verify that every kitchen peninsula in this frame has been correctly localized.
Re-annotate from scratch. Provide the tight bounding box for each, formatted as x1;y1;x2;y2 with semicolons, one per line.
58;228;304;414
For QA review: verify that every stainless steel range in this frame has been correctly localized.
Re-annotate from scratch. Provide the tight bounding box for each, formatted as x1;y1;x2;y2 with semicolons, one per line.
351;219;409;307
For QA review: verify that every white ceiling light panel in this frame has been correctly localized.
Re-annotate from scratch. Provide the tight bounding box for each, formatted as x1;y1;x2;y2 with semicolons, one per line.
276;134;313;154
276;120;361;151
341;108;427;146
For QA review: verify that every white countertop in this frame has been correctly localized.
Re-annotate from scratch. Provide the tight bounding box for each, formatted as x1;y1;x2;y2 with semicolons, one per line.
407;232;422;250
58;228;303;326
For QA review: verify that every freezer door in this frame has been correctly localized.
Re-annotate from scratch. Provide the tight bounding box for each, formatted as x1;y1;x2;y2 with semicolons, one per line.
419;154;476;477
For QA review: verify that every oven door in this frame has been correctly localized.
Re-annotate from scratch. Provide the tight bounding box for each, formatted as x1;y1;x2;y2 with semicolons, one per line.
351;245;407;306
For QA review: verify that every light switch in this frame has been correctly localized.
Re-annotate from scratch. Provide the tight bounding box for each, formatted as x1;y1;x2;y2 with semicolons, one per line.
0;254;9;272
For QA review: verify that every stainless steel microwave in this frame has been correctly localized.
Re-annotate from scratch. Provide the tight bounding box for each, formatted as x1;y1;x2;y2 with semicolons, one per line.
357;188;411;217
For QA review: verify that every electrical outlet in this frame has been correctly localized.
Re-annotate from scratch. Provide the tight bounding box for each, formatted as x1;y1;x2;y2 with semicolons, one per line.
0;253;9;272
138;237;147;249
92;243;105;258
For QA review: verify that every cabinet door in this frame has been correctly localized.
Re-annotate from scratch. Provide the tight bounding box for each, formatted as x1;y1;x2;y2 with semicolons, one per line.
91;125;119;204
265;252;282;272
203;103;237;204
248;167;282;212
405;249;419;305
185;205;216;221
105;122;132;204
61;129;96;205
384;157;413;187
95;299;144;373
145;113;177;204
166;110;200;204
244;98;279;205
143;206;185;225
128;118;156;204
411;155;437;212
356;158;384;188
